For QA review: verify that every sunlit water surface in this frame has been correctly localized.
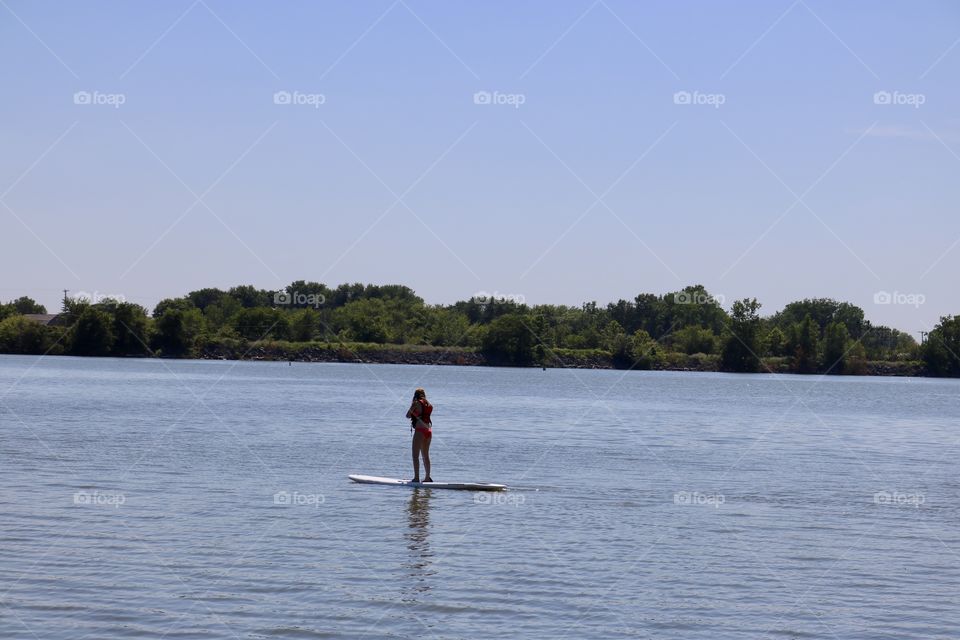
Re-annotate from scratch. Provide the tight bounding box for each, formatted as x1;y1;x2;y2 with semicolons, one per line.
1;355;958;639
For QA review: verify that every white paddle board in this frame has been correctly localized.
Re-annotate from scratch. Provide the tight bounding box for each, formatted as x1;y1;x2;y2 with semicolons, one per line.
349;474;506;491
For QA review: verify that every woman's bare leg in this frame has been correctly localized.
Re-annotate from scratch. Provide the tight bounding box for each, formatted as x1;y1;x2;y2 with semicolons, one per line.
411;431;422;482
422;434;431;481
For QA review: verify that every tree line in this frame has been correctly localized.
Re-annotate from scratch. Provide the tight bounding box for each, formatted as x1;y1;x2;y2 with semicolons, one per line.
0;282;958;376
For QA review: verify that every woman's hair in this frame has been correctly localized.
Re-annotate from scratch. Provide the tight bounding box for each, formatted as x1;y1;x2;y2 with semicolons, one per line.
413;388;426;401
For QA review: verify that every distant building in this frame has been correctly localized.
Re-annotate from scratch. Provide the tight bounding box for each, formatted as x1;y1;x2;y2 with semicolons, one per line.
22;313;71;327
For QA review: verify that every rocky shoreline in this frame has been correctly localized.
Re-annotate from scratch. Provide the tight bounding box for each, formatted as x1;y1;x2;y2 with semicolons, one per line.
195;342;926;376
197;342;626;368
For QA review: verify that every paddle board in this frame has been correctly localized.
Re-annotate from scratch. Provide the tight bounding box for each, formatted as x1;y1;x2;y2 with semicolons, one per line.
349;474;506;491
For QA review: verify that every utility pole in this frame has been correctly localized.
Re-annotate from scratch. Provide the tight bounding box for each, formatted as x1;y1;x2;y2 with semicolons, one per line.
919;331;928;344
62;289;70;313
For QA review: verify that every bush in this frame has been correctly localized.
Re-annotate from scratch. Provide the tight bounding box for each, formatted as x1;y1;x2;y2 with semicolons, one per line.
0;316;60;354
673;325;718;355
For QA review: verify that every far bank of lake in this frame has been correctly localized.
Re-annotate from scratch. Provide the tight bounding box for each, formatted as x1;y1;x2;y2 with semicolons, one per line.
193;340;926;377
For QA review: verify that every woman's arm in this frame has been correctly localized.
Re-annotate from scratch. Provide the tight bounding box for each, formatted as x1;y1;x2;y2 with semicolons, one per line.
406;401;420;419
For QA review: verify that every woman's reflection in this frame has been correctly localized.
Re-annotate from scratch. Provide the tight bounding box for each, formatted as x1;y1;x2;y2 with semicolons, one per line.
403;487;435;599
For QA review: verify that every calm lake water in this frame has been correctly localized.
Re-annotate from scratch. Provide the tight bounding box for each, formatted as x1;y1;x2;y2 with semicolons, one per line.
1;354;958;639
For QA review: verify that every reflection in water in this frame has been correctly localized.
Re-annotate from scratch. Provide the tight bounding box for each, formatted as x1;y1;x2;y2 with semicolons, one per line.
403;488;435;600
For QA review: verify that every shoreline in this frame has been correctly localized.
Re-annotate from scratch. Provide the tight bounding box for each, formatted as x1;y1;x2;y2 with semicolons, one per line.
0;345;928;376
191;342;926;377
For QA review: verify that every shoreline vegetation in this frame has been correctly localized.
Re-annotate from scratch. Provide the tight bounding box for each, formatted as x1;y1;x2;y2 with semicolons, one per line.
0;282;957;377
195;340;924;376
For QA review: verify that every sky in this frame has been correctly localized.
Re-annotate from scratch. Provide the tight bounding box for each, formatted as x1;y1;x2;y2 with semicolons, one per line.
1;0;958;336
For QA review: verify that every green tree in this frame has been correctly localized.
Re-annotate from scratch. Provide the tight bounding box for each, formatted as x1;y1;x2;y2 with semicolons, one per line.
153;297;195;318
629;329;659;370
330;282;366;308
894;332;921;361
182;308;207;343
861;325;918;361
791;314;820;374
661;285;729;334
227;285;272;308
203;295;242;332
105;302;150;356
11;296;46;314
772;299;865;338
424;308;471;347
332;299;389;343
764;326;788;357
70;308;115;356
600;320;626;351
383;297;427;344
463;322;488;349
481;313;534;365
363;283;423;304
186;288;226;311
821;321;850;374
673;325;718;355
845;341;869;375
631;293;666;336
922;316;960;376
289;308;318;342
720;299;762;372
232;308;289;341
282;281;332;308
62;296;91;318
530;314;548;365
0;316;57;354
600;320;632;367
152;310;191;356
560;302;604;349
452;295;527;325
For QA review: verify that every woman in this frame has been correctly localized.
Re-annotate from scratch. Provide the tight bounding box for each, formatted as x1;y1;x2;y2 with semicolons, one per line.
405;388;433;483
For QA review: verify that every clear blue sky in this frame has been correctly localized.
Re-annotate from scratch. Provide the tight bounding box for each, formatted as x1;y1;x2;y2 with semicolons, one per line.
2;1;958;335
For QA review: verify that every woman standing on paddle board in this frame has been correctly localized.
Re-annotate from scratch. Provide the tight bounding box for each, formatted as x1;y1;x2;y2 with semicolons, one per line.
406;388;433;483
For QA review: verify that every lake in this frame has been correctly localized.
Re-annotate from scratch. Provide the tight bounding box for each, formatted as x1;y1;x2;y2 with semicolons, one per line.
1;355;958;639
